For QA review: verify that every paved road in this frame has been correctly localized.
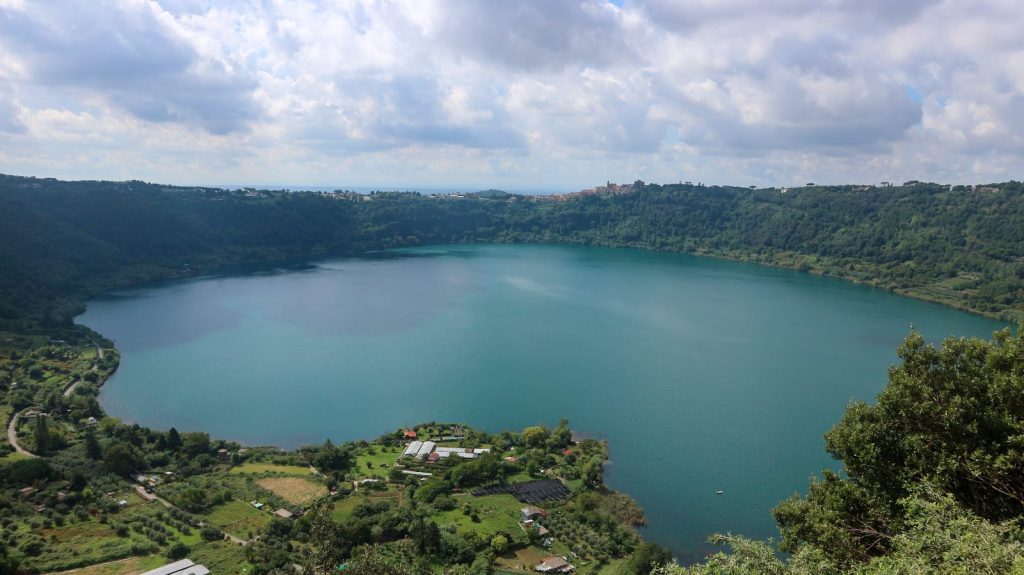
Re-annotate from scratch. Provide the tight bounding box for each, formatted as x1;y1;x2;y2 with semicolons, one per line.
62;378;82;397
64;343;106;398
6;409;37;458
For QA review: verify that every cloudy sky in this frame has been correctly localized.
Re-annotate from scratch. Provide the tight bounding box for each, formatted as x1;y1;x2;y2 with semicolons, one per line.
0;0;1022;191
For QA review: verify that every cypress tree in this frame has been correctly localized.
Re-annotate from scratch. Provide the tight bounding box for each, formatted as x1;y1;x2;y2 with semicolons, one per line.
33;415;49;454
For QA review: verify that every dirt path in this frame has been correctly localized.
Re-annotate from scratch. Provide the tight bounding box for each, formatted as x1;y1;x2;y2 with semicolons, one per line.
132;485;249;545
6;408;37;458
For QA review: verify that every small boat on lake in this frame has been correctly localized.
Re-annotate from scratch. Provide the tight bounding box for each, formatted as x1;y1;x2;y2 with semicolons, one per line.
715;490;724;495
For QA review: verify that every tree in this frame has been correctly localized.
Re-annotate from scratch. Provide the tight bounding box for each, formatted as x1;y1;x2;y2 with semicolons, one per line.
2;458;52;486
549;418;572;450
523;426;549;448
345;544;420;575
304;501;346;575
103;442;142;476
858;491;1024;574
166;542;190;560
0;541;21;574
313;439;352;472
582;456;604;487
825;329;1024;520
181;432;211;457
490;534;508;553
201;526;225;542
626;542;673;575
167;427;182;451
652;535;787;575
772;327;1024;572
773;470;893;567
411;517;441;555
33;415;50;454
84;427;101;460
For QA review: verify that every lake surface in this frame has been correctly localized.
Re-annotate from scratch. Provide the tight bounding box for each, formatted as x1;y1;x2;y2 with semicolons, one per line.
78;244;1006;560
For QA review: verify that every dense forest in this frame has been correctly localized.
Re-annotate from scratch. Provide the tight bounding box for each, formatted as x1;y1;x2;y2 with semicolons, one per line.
1;173;1023;330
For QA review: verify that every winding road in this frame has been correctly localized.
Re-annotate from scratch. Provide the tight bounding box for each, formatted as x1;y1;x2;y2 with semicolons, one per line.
6;408;37;458
62;343;105;398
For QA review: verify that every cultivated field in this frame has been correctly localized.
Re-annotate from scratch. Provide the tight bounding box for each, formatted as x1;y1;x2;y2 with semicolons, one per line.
257;476;326;505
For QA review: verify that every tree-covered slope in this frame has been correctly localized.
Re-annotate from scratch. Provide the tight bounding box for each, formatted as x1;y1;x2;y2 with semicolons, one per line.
1;174;1023;328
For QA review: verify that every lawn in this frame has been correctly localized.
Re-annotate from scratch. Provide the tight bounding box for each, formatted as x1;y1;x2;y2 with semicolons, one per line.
563;479;584;492
257;476;326;505
229;462;312;476
353;446;403;478
434;494;526;543
204;500;271;538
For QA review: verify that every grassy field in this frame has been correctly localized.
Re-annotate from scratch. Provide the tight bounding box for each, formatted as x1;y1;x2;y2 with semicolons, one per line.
229;462;312;476
563;479;584;491
22;518;148;572
46;555;167;575
331;489;403;521
257;476;326;505
434;494;526;543
353;446;403;478
189;540;252;575
506;470;536;484
205;500;271;537
592;558;628;575
494;545;553;572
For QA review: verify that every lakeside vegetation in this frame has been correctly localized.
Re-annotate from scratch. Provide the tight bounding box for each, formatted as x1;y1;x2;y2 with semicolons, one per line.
0;326;657;574
2;174;1023;331
2;173;1024;573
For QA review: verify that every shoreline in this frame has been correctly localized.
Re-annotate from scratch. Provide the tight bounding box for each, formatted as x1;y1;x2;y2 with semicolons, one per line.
76;240;1012;450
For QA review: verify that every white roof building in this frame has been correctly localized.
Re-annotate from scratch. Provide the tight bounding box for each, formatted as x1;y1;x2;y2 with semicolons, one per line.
416;441;436;459
434;446;490;459
140;560;210;575
403;441;423;457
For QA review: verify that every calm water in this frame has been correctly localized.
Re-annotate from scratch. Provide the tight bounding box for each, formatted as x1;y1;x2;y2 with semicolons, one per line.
78;244;1005;560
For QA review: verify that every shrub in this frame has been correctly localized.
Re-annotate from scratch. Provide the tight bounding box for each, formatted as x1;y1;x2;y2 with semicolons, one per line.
166;542;190;560
201;526;225;541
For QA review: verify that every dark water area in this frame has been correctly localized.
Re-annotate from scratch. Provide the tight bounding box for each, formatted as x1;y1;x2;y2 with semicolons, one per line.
78;244;1006;561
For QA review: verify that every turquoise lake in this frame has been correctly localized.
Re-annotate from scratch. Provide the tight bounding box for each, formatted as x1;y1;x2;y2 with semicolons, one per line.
77;244;1006;560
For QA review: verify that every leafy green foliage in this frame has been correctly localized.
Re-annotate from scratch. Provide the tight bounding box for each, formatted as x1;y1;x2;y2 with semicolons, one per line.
679;327;1024;574
3;175;1024;330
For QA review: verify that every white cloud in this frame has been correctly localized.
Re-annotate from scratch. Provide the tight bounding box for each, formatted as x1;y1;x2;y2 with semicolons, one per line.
0;0;1022;188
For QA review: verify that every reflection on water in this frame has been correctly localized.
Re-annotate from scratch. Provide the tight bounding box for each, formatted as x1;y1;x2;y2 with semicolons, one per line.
78;244;1006;561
